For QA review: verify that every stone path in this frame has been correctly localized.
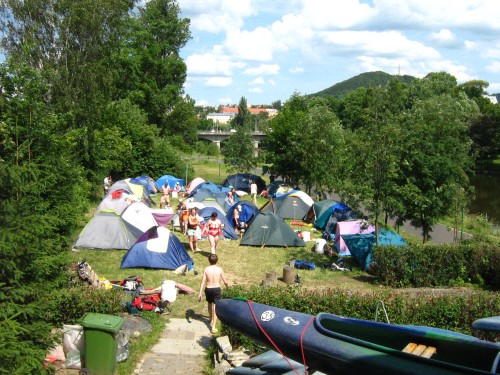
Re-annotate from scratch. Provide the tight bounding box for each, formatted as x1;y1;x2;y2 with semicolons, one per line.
134;315;212;374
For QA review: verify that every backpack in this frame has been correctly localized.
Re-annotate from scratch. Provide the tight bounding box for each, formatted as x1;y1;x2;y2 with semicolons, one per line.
293;260;316;270
131;294;170;314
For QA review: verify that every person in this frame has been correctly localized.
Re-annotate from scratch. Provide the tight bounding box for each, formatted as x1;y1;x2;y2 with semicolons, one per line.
187;208;203;253
179;200;189;235
159;183;170;209
250;180;258;205
174;181;181;191
198;254;229;333
233;204;248;236
225;191;234;207
103;175;112;195
205;212;224;254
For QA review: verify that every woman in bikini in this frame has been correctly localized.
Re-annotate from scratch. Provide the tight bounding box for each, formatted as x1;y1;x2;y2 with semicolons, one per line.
180;200;189;235
206;212;224;254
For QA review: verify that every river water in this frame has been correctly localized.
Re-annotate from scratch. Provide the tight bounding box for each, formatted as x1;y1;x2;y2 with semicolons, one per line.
469;174;500;224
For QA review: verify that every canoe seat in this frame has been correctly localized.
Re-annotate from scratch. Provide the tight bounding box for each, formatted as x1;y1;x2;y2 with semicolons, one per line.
402;343;436;358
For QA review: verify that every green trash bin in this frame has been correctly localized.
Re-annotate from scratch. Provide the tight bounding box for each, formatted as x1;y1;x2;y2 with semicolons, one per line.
80;313;124;375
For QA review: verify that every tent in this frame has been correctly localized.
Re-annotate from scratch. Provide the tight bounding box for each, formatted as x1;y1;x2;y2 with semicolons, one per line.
226;201;260;229
341;229;407;271
187;182;223;197
314;202;352;230
305;199;339;224
129;175;159;194
109;179;153;206
334;220;376;256
190;188;231;212
121;226;194;270
97;189;138;215
221;173;266;194
260;191;314;220
240;212;306;247
73;210;143;250
198;198;226;214
266;180;294;198
198;207;239;240
186;177;205;195
156;175;184;190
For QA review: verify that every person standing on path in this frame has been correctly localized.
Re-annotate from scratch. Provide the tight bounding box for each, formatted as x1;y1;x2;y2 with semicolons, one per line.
250;180;258;205
205;212;224;254
103;175;112;196
198;254;229;333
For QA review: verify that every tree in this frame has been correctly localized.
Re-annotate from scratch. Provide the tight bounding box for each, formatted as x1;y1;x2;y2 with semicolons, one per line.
0;60;88;374
398;93;478;242
221;127;256;172
265;93;344;191
233;96;251;129
338;87;404;243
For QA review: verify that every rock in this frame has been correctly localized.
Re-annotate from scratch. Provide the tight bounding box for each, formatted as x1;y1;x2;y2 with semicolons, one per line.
213;358;232;375
216;335;232;355
224;349;251;363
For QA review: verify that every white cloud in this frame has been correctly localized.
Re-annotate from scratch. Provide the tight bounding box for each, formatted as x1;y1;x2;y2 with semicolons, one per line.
205;77;233;87
217;97;233;105
194;98;210;106
186;52;238;75
320;30;440;60
249;77;266;85
177;0;255;33
482;42;500;59
289;66;304;73
243;64;280;76
487;83;500;94
301;0;376;29
249;87;263;93
486;61;500;73
224;27;277;61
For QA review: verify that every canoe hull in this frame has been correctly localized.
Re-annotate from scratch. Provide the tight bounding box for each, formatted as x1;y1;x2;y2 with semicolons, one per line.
215;299;499;375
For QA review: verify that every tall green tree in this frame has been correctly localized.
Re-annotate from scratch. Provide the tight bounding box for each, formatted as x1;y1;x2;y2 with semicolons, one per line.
0;61;88;374
233;96;251;129
221;127;256;172
398;92;478;242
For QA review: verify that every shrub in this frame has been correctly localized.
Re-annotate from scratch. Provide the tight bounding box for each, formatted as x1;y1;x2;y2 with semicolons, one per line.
372;240;500;289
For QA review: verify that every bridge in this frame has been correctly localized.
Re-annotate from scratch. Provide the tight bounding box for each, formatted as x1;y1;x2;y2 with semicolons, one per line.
198;130;266;149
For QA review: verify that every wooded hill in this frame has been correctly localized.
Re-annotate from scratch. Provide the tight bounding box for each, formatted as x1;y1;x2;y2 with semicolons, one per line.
310;71;415;99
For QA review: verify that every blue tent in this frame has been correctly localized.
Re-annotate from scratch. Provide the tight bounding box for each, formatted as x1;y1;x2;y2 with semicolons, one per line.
187;181;223;197
121;226;193;270
226;201;260;229
130;175;159;194
189;187;231;211
156;175;185;190
341;229;406;271
198;207;239;240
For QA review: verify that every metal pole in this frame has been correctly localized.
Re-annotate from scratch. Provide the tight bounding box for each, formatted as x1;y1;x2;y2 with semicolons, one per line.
460;207;464;240
185;162;188;186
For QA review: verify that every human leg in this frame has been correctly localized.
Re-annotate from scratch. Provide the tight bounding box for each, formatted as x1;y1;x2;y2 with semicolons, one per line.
208;234;216;254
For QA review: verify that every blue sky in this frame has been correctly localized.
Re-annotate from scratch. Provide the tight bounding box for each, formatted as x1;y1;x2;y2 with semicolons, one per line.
177;0;500;107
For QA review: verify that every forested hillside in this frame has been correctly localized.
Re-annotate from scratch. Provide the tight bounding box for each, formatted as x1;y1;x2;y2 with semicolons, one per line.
310;71;415;99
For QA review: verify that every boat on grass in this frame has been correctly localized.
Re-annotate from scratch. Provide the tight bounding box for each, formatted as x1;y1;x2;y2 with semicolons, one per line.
216;299;500;375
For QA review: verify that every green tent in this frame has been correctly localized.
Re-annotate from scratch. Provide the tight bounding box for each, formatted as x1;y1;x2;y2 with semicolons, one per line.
240;212;306;247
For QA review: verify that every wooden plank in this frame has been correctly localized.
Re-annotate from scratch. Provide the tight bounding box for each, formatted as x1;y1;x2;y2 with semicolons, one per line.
412;345;428;356
421;346;437;358
402;343;418;353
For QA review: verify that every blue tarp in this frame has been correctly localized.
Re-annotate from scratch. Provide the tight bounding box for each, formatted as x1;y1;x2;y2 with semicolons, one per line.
341;229;406;271
226;201;260;228
130;175;159;194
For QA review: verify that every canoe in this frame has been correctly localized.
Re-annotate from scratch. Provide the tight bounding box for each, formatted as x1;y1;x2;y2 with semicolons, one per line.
216;299;500;375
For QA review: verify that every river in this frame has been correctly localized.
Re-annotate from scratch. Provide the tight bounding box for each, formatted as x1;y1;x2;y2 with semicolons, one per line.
469;174;500;225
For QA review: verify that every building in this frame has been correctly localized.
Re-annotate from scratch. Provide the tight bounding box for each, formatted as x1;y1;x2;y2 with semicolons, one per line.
221;107;278;117
206;112;236;124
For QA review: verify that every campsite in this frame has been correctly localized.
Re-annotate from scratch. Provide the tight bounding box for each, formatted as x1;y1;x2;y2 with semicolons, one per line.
61;158;499;375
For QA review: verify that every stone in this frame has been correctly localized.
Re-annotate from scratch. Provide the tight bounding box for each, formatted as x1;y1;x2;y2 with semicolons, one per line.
216;335;232;354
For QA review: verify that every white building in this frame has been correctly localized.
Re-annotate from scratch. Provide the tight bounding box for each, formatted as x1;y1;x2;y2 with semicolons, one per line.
206;112;236;124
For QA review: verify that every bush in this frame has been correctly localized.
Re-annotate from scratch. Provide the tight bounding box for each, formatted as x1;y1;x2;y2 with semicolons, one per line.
372;240;500;289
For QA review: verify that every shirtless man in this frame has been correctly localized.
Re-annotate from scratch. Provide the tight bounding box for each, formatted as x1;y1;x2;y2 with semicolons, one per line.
198;254;229;333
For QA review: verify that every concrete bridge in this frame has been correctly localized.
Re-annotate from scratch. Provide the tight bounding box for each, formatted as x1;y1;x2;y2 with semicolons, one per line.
198;130;266;149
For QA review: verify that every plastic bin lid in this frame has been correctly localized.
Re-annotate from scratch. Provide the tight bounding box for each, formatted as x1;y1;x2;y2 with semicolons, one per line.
80;313;124;333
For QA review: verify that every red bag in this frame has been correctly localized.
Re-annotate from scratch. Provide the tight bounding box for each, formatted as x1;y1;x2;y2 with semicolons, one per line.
131;294;162;312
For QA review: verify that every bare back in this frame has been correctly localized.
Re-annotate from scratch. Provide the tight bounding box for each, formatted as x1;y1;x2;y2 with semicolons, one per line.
204;265;227;288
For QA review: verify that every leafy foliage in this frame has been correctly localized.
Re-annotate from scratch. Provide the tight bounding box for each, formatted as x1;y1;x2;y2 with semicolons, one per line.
373;241;500;289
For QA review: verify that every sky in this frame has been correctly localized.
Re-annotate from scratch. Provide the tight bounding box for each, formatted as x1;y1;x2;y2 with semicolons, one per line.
176;0;500;107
